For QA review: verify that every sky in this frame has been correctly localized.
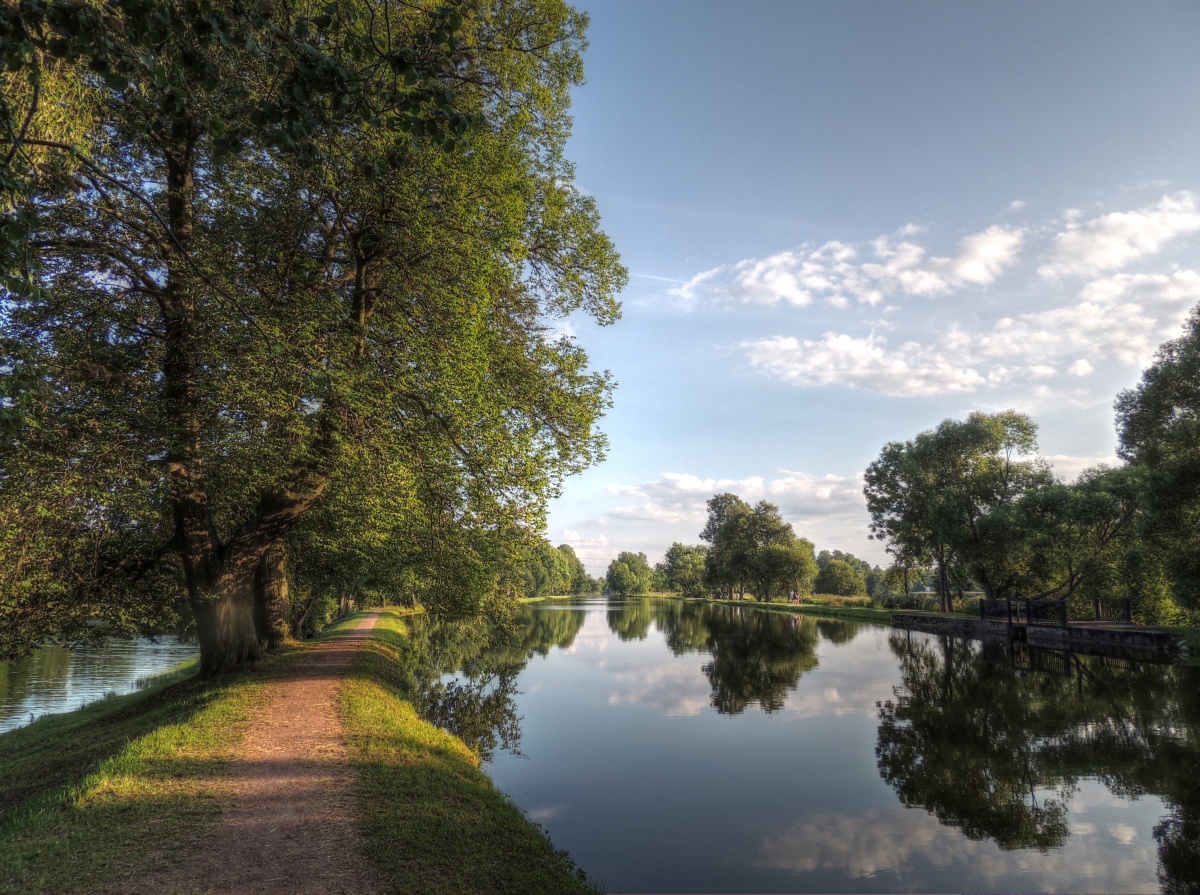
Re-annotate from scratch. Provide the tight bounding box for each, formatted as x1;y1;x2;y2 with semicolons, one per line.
544;0;1200;575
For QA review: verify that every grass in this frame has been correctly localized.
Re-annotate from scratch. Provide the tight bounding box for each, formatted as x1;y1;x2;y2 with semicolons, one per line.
0;655;268;893
1;611;602;893
341;608;599;895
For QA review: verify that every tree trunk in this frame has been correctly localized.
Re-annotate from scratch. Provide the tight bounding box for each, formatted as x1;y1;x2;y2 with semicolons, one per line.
255;541;291;650
192;566;262;677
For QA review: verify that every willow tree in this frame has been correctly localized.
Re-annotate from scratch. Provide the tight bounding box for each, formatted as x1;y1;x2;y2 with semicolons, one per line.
0;0;625;673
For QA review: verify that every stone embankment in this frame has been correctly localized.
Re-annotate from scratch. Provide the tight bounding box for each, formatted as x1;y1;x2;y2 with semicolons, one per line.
892;612;1187;661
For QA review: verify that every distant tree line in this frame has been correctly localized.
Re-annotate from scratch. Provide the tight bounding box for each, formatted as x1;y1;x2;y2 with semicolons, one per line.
508;541;603;599
602;494;887;602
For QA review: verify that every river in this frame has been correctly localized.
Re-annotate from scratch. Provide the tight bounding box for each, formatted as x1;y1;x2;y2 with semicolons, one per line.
410;596;1200;894
0;637;198;734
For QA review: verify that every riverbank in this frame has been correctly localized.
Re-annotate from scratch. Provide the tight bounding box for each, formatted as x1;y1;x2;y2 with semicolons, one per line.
0;610;596;894
667;594;897;625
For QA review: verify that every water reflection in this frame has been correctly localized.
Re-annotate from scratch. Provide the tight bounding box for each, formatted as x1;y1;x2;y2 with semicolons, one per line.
878;633;1200;891
419;600;864;755
0;638;198;733
408;599;1194;892
409;605;587;760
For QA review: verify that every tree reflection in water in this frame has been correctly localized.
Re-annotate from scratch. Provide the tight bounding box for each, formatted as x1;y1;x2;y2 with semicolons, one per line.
407;605;587;761
877;632;1200;891
651;600;860;715
606;597;655;641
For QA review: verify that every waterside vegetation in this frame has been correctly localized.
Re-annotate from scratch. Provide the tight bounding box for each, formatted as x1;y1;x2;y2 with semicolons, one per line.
0;610;596;894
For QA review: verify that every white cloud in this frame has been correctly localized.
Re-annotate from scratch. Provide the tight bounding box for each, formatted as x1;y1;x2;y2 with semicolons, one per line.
672;224;1023;308
742;333;987;396
965;270;1200;368
1039;192;1200;278
743;269;1200;397
1043;453;1121;481
558;530;610;569
607;472;767;526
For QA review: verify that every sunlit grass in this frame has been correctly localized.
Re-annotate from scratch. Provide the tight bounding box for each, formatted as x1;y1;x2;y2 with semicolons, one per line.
342;607;600;895
0;658;267;893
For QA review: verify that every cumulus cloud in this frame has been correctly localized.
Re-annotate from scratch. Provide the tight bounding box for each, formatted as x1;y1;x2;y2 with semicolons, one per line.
743;269;1200;397
742;333;987;397
958;270;1200;368
672;225;1024;308
1039;192;1200;277
558;530;611;569
606;471;867;532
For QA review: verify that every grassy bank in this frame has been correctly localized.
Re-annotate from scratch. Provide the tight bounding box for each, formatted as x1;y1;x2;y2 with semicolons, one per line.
0;613;597;894
341;608;598;894
0;654;268;892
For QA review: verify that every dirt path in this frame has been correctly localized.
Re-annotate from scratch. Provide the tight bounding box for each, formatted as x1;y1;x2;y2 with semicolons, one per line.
131;613;385;895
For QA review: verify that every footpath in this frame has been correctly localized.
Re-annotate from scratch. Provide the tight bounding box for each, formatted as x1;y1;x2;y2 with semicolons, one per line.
130;613;385;895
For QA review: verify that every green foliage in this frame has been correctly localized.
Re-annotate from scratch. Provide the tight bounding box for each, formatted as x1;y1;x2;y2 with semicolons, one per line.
865;411;1051;611
813;559;867;596
661;542;709;596
817;549;884;595
0;0;625;667
605;550;652;597
700;494;816;601
1117;306;1200;612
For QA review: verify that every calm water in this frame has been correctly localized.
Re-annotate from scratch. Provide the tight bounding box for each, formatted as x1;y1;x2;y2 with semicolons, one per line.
0;637;198;734
411;597;1200;894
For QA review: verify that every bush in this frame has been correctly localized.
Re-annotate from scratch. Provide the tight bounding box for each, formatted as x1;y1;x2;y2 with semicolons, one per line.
804;594;873;608
872;593;941;611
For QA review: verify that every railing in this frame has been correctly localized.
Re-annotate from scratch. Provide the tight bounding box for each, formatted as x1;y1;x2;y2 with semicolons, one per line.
1094;598;1133;623
1012;645;1075;677
1023;597;1069;627
980;596;1068;626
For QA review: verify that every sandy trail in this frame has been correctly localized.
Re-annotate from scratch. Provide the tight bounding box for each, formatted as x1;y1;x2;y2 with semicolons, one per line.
129;613;384;895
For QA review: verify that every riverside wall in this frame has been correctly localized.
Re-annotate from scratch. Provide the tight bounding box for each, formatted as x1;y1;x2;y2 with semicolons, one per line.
891;612;1187;661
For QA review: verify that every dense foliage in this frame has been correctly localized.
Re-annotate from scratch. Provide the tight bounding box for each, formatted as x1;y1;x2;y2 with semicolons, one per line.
0;0;625;671
1117;305;1200;615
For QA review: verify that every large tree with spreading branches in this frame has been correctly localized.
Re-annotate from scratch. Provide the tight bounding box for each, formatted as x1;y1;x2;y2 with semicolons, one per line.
0;0;625;673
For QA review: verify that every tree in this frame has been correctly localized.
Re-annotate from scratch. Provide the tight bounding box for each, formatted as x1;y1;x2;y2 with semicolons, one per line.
605;551;652;597
556;543;594;596
813;558;866;596
701;495;811;601
1117;306;1200;611
661;542;708;596
759;541;819;599
1015;465;1141;606
865;411;1050;612
0;1;626;672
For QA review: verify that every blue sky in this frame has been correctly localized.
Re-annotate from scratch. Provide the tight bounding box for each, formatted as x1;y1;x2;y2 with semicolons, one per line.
545;0;1200;574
